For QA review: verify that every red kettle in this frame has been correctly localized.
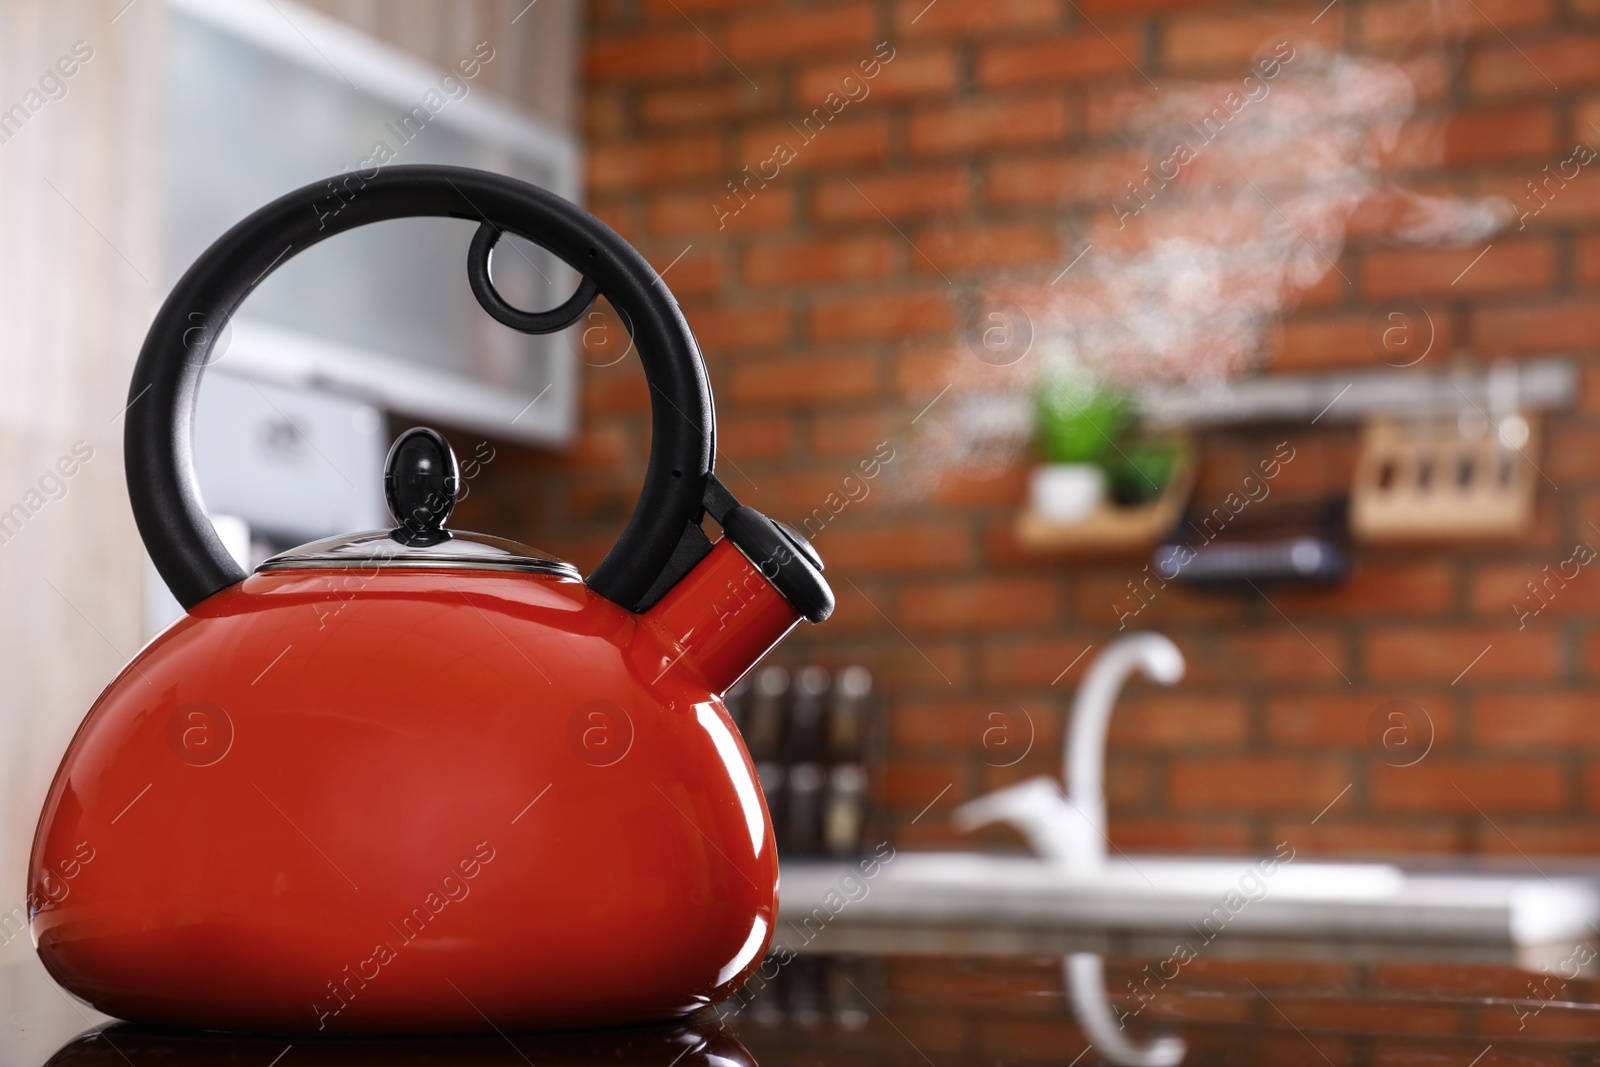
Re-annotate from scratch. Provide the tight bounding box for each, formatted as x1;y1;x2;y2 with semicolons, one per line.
28;166;832;1034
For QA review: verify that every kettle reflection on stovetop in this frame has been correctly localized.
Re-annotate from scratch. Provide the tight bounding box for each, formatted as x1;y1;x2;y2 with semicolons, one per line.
41;1018;755;1067
27;166;832;1034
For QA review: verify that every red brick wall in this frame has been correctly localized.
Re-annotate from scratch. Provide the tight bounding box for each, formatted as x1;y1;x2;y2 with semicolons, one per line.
459;0;1600;859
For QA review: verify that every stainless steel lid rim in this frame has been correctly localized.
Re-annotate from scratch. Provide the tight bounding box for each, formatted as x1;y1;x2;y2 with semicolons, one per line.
257;528;579;579
255;557;581;578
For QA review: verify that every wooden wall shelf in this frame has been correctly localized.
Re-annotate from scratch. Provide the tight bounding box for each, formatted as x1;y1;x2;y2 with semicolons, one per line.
1014;445;1195;556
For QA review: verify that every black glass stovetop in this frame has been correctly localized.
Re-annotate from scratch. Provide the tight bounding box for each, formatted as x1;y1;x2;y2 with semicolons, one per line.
9;934;1600;1066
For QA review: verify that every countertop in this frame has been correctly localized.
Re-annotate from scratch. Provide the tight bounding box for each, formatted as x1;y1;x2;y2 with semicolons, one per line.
6;925;1600;1066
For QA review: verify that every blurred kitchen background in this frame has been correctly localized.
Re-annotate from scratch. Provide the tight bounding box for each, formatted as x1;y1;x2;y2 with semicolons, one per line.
3;0;1599;953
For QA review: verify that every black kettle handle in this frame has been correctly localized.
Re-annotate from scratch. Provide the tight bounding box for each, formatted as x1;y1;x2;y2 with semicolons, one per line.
128;165;717;613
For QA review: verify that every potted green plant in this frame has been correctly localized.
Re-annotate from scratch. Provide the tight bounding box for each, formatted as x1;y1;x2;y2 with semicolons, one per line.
1104;438;1181;507
1031;370;1131;523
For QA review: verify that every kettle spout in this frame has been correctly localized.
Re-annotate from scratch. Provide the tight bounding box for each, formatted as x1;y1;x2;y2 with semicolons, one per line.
643;537;806;694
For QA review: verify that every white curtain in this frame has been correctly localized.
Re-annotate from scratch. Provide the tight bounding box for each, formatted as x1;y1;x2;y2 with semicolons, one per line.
0;0;161;983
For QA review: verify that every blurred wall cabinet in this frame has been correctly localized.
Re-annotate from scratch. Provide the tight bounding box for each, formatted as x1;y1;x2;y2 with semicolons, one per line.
146;0;580;633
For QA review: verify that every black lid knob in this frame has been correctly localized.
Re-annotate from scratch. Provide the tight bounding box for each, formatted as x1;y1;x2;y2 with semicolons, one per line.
385;427;459;547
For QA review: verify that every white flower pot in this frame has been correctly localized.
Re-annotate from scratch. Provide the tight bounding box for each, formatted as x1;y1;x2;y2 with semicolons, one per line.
1030;463;1106;525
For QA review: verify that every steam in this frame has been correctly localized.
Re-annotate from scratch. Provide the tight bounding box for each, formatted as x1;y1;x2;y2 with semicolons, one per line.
914;42;1515;478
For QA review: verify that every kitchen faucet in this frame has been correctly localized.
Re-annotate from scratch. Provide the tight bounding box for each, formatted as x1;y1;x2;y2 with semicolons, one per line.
953;633;1185;875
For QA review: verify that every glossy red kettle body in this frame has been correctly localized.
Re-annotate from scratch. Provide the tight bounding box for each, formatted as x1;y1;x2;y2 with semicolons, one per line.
29;167;831;1033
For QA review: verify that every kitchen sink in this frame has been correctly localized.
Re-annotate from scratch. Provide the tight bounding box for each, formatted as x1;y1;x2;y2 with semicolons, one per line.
815;635;1600;949
779;851;1600;946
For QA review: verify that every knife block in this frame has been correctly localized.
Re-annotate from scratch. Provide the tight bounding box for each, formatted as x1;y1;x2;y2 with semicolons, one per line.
1350;416;1538;542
